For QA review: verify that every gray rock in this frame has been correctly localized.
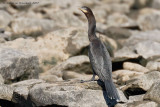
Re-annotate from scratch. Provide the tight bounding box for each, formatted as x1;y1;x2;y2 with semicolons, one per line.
0;48;40;83
122;71;160;92
152;0;160;10
104;27;131;40
125;30;160;46
137;9;160;31
11;79;44;104
107;13;137;27
113;46;140;62
11;18;58;37
144;81;160;103
0;74;4;85
146;61;160;71
129;94;144;102
39;74;62;82
49;55;91;77
64;28;89;56
29;81;124;107
62;71;94;81
0;10;13;28
127;101;159;107
135;41;160;59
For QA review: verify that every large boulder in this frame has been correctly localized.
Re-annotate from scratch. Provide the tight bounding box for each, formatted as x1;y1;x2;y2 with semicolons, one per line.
0;48;40;83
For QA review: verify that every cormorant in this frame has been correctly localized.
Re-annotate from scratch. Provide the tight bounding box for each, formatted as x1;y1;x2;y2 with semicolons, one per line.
79;6;120;106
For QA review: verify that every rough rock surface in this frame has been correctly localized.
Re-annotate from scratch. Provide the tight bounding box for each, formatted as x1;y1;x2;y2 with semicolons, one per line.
122;71;160;92
0;48;39;83
49;55;91;77
144;81;160;103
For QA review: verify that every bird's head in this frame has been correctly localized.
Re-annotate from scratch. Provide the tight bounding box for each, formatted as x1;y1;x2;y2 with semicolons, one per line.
79;6;93;16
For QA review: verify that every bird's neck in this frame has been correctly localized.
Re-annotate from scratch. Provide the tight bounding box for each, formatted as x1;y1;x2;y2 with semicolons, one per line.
87;14;97;42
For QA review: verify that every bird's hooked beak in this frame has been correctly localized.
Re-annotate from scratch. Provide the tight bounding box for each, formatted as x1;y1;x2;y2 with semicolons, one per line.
79;7;88;13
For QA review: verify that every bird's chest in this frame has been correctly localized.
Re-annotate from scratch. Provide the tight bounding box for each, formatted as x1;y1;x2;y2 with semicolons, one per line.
89;41;102;56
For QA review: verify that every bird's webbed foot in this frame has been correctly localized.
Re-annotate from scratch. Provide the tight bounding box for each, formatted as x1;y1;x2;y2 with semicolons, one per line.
80;74;96;83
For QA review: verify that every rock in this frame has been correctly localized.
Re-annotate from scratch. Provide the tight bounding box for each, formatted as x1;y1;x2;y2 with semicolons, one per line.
151;0;160;9
131;0;151;9
39;74;62;82
0;85;14;101
0;27;90;71
0;48;39;83
123;62;149;72
108;3;130;14
127;101;158;107
113;70;144;80
125;30;160;46
144;81;160;103
0;10;13;28
128;94;144;102
122;71;160;93
113;46;140;62
62;71;94;81
10;79;45;107
137;9;160;31
48;9;85;27
113;70;144;84
135;41;160;59
117;89;128;103
49;55;91;77
28;81;124;107
64;28;89;56
10;18;59;37
146;61;160;71
107;13;137;27
104;27;131;40
0;74;4;85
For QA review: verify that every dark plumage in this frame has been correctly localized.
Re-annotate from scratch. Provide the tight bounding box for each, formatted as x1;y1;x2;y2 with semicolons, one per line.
80;6;120;106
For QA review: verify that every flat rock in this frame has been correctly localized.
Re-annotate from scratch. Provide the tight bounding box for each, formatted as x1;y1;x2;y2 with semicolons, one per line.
49;55;91;77
144;81;160;103
137;9;160;31
135;41;160;59
128;94;144;103
125;30;160;46
107;13;137;27
122;71;160;92
28;81;125;107
11;18;58;37
127;101;158;107
123;62;149;73
0;48;39;83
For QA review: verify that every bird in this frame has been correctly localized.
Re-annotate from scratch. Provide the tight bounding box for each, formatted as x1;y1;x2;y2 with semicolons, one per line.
79;6;120;106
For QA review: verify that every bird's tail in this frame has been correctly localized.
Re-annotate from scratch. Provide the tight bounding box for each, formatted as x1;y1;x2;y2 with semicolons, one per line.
104;79;120;106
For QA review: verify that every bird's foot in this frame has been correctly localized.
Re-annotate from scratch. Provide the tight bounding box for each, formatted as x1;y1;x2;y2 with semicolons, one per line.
80;79;95;83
